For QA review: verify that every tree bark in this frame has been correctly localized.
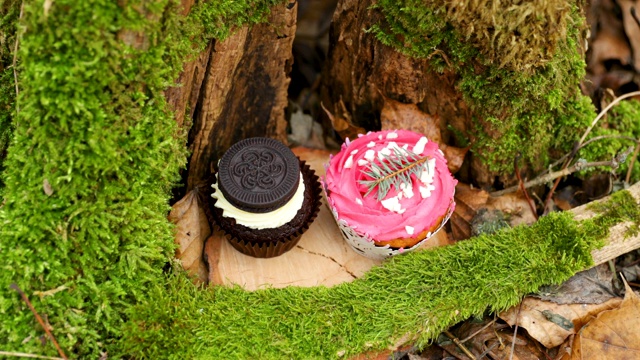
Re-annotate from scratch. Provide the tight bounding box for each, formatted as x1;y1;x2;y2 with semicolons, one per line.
166;1;297;192
320;0;490;186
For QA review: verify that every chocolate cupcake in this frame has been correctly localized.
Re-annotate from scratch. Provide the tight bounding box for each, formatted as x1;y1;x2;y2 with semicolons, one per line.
210;137;321;258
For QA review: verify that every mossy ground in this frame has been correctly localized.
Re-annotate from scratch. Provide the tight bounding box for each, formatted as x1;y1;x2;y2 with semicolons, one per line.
0;0;282;356
117;191;640;359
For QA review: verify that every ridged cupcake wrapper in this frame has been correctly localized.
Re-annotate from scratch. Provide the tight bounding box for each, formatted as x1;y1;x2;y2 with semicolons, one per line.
324;183;455;261
208;159;322;259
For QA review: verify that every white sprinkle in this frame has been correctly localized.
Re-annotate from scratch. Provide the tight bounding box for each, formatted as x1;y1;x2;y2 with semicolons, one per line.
380;196;404;213
378;135;383;140
413;136;429;154
378;147;391;160
356;198;363;205
367;141;376;148
429;158;436;169
419;186;431;199
380;197;399;212
420;169;434;184
386;132;398;139
364;150;375;162
357;159;368;166
438;149;444;156
402;144;408;150
405;226;414;235
350;149;359;155
344;155;354;169
402;183;414;198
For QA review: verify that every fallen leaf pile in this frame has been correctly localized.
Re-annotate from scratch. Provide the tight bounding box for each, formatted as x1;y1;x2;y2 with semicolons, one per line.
565;280;640;359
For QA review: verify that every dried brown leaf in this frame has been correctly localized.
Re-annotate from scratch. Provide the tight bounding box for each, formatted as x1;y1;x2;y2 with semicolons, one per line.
321;100;365;142
168;190;211;283
569;281;640;359
451;183;489;240
500;296;622;348
380;97;468;173
618;0;640;72
486;192;537;227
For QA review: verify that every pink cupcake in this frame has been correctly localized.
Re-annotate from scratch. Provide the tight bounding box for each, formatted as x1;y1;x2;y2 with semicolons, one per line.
323;130;457;260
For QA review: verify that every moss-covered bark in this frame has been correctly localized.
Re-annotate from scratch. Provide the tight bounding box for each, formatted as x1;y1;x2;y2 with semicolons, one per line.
369;0;600;176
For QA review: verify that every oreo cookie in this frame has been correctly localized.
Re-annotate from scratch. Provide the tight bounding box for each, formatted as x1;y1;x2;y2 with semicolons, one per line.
217;137;300;213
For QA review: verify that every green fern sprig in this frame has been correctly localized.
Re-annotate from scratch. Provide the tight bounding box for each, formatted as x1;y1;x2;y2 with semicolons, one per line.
359;146;431;200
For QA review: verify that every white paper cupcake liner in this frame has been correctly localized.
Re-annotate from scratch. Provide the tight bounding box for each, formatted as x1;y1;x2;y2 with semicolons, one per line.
325;183;455;260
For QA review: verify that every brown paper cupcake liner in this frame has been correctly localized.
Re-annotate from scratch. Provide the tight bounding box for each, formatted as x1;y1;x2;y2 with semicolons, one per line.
207;159;322;259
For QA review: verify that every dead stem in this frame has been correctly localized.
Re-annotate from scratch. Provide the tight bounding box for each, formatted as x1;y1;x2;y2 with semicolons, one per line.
509;301;524;360
490;157;628;197
626;142;640;183
10;284;68;360
444;330;476;360
541;91;640;212
493;146;634;197
460;318;497;343
514;154;538;220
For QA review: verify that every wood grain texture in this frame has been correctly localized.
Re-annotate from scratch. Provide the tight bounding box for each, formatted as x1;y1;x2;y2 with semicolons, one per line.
572;182;640;266
165;2;297;192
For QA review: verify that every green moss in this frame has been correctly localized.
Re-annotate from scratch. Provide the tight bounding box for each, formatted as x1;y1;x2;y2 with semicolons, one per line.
579;100;640;181
589;189;640;237
0;0;20;196
372;1;597;175
0;0;283;357
116;207;619;359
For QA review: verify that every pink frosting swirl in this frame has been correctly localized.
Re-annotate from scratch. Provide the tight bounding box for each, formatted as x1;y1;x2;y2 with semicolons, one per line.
324;130;457;241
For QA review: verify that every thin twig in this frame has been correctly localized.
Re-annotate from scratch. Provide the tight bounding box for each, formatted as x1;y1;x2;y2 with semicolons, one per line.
10;284;68;360
0;351;64;360
444;330;476;360
509;301;524;360
476;341;499;360
12;1;24;114
460;318;497;343
626;142;640;183
543;135;638;175
491;158;623;197
579;90;640;145
514;154;538;220
541;91;640;212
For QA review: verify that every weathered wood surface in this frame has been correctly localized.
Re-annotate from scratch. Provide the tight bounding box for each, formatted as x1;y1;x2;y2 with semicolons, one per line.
572;182;640;266
165;1;296;192
204;147;452;290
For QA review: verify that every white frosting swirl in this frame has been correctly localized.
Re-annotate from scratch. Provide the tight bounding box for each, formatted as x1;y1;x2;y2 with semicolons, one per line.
211;173;305;229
